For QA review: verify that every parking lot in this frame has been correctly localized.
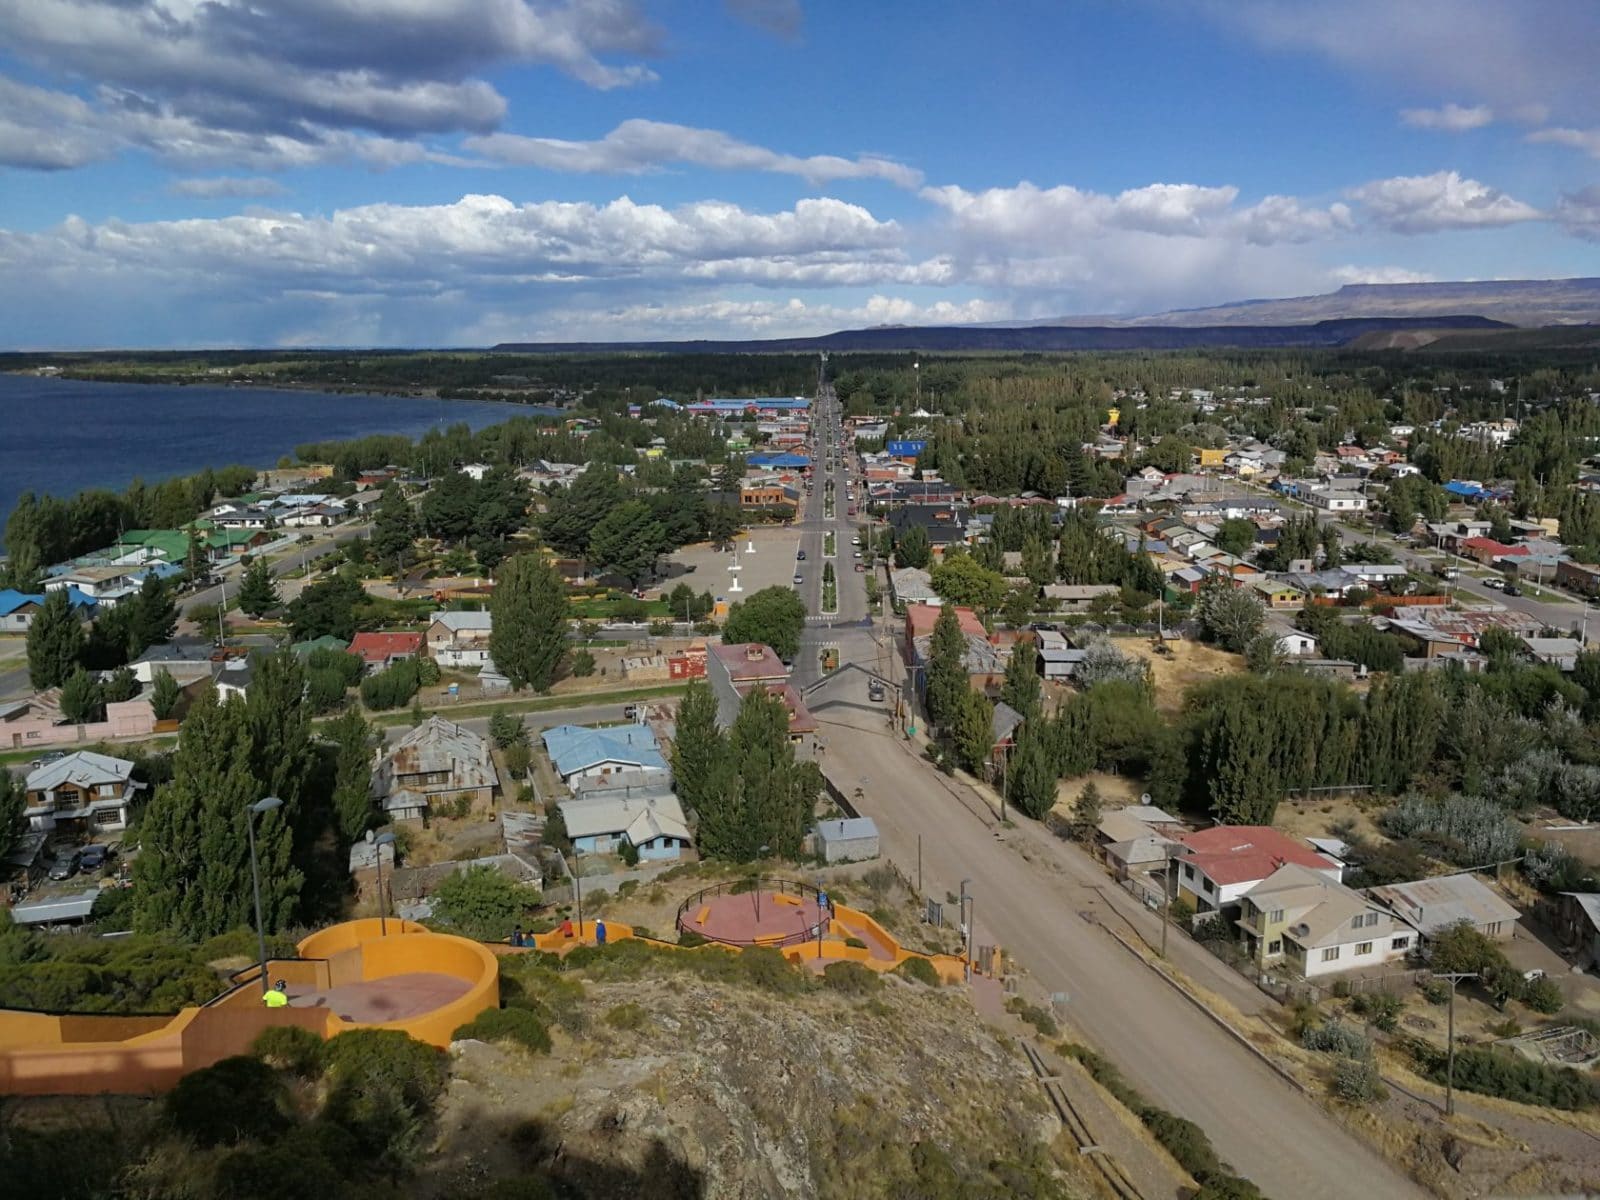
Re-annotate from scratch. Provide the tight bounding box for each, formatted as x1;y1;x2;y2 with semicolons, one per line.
657;526;803;604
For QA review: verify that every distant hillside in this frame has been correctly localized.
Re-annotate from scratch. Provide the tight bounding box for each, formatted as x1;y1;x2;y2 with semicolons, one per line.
1122;278;1600;329
493;315;1509;355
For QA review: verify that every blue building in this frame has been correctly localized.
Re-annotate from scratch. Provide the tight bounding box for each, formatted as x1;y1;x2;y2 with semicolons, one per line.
542;723;666;784
746;452;811;469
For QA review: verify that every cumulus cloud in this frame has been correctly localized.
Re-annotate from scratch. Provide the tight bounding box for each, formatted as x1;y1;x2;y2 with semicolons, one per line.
1400;103;1494;132
0;0;662;171
467;119;922;187
167;176;290;199
1527;127;1600;159
1327;265;1438;286
1347;171;1542;232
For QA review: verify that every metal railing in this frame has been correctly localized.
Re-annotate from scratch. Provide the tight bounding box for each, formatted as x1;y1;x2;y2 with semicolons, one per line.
674;877;828;947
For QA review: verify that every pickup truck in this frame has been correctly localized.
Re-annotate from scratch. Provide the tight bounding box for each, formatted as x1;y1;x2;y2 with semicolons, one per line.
1436;566;1460;581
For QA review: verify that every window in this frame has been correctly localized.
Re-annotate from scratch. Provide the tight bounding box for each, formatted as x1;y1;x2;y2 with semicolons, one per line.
1321;947;1340;963
1267;939;1281;955
1391;937;1410;951
1183;864;1194;880
1483;922;1503;937
1355;941;1373;955
1201;878;1214;894
1350;915;1364;930
1364;912;1379;927
1269;909;1284;924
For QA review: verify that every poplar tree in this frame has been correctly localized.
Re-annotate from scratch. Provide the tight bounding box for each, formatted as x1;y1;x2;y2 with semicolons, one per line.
0;768;23;861
127;572;177;654
328;707;376;842
951;687;995;775
1006;731;1059;820
150;668;182;719
670;680;725;819
1000;643;1042;721
26;588;84;690
369;482;415;571
489;553;569;691
925;603;968;728
243;651;314;923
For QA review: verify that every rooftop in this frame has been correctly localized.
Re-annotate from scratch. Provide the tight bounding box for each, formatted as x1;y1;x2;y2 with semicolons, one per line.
26;750;137;791
541;723;666;779
710;641;788;681
1366;874;1520;937
1177;825;1335;887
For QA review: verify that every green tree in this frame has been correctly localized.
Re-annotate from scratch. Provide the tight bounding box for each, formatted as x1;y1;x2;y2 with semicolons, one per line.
930;555;1007;612
1214;518;1256;557
1070;781;1103;842
488;710;528;750
489;553;570;692
369;482;415;571
101;665;139;703
1006;731;1059;820
126;572;177;654
237;560;280;617
697;688;819;861
705;503;741;549
328;708;375;842
1196;579;1265;653
150;667;182;719
418;468;479;543
58;667;103;724
431;864;540;941
924;603;969;728
0;768;23;862
26;588;84;690
670;679;725;819
950;686;995;774
286;575;365;642
541;464;625;558
722;585;807;662
1001;642;1042;721
587;499;667;587
894;525;931;569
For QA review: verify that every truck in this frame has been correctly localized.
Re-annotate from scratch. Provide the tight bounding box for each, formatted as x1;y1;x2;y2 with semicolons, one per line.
1436;565;1460;581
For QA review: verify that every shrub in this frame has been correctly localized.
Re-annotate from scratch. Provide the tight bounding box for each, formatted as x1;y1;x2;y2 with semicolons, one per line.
1349;990;1403;1033
1414;1044;1599;1110
822;961;883;995
1302;1020;1372;1059
431;863;540;942
894;956;941;986
1168;897;1195;927
678;930;708;948
1332;1057;1387;1105
604;1002;647;1030
250;1025;324;1077
166;1056;292;1147
570;649;596;677
453;1007;552;1054
619;839;640;867
1522;975;1565;1015
321;1030;448;1165
843;936;867;949
1006;998;1059;1037
1141;1109;1222;1180
736;946;808;995
1420;978;1452;1006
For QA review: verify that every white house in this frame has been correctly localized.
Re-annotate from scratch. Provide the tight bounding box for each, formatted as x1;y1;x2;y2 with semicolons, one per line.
1238;864;1416;979
541;724;667;785
23;751;145;834
1304;488;1365;513
1275;628;1320;657
426;611;494;667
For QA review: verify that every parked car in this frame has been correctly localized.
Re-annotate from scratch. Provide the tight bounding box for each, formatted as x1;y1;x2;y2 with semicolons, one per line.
48;850;82;881
1437;566;1460;580
796;549;806;560
793;573;804;585
78;844;114;872
1503;583;1522;597
868;681;886;702
29;750;67;769
1483;577;1505;590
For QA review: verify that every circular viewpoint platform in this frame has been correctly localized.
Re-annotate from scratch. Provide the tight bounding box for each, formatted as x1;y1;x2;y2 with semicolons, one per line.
676;879;829;948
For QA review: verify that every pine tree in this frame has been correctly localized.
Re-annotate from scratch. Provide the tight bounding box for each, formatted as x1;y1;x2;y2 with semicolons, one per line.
716;687;816;861
237;560;280;616
1000;642;1042;721
1006;731;1059;820
241;652;312;927
951;686;995;774
894;525;931;569
925;603;968;728
1070;782;1103;842
126;573;177;654
670;680;725;819
489;553;569;692
150;667;182;719
26;588;84;690
58;667;103;724
369;482;416;571
328;707;376;843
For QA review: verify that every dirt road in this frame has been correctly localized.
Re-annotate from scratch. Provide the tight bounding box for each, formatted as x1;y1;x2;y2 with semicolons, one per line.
815;681;1425;1200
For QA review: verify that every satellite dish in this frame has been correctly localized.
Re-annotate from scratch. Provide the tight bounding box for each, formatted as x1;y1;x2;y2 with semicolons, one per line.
1141;793;1152;805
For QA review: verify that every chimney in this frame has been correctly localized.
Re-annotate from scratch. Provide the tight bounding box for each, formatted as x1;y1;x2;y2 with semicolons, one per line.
745;644;763;661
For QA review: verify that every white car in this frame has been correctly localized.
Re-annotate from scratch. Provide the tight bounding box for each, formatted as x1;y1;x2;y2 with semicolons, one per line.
1482;577;1504;590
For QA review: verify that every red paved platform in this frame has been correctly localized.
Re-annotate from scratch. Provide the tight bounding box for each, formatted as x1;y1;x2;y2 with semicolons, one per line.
287;972;472;1023
680;890;827;947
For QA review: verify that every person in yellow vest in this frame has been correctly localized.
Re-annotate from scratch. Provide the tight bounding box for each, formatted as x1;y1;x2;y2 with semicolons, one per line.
263;981;289;1008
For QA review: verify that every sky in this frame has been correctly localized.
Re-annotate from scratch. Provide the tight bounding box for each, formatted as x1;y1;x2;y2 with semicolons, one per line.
1;0;1599;349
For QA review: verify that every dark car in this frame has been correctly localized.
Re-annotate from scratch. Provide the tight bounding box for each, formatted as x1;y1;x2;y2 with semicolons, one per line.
1503;583;1522;597
796;549;806;560
78;844;114;872
47;850;82;881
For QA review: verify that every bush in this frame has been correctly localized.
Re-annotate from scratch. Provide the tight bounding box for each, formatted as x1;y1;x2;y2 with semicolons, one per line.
1522;975;1565;1015
1141;1109;1222;1180
1420;978;1452;1006
843;936;867;950
320;1029;447;1164
678;929;708;948
619;838;640;867
359;658;421;711
894;956;941;986
431;863;540;942
1006;998;1059;1037
604;1002;647;1030
250;1025;324;1077
453;1007;552;1054
166;1056;292;1147
736;946;807;995
1412;1043;1599;1110
570;649;596;677
1302;1020;1372;1059
822;961;883;995
1332;1056;1387;1105
1349;990;1403;1033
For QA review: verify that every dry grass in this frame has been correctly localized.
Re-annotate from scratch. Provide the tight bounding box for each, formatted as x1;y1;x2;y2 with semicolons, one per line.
1112;636;1244;712
1050;771;1145;817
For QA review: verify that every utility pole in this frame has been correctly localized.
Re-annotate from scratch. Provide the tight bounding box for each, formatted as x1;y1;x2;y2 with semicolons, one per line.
1432;970;1480;1116
1159;848;1173;959
959;878;973;981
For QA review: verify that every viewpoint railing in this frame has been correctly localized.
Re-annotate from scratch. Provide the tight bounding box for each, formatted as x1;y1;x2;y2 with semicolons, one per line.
674;877;829;948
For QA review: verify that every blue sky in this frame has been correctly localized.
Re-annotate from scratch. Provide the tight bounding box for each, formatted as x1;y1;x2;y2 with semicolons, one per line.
2;0;1598;348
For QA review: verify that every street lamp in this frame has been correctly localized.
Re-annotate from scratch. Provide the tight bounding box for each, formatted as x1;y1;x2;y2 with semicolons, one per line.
959;878;973;981
247;795;282;996
754;845;770;924
373;831;396;937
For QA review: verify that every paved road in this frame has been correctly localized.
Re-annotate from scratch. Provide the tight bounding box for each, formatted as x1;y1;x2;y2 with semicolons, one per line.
178;521;372;619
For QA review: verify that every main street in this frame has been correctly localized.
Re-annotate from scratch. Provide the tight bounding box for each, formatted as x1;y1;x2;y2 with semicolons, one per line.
808;383;1425;1199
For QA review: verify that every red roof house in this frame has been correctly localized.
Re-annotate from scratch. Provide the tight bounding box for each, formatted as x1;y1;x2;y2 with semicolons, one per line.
1173;826;1338;913
349;631;424;672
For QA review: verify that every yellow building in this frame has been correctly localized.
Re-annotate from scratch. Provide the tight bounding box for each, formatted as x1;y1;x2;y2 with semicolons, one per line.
1196;447;1228;468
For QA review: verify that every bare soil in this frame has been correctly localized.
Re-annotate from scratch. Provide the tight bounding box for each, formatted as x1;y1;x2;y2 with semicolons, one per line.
1112;636;1244;712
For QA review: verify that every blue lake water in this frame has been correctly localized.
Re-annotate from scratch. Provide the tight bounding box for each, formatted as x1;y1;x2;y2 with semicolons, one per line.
0;374;549;537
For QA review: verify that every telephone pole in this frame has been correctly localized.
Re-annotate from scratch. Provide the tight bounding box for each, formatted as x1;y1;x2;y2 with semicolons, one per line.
1432;971;1480;1116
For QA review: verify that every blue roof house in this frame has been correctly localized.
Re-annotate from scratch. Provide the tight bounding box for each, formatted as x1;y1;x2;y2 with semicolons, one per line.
542;724;667;785
0;587;97;633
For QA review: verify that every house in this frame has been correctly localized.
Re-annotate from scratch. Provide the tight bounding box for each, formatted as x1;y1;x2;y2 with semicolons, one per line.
23;750;144;834
668;644;708;680
816;817;880;863
1556;560;1600;597
887;504;969;552
213;656;255;701
1366;874;1520;943
1522;636;1582;672
1043;583;1120;610
8;890;100;929
426;612;493;668
1248;578;1305;609
889;566;940;608
0;587;95;632
371;715;499;820
348;631;424;673
558;792;691;859
1272;626;1319;657
1237;864;1416;978
1095;806;1184;879
1550;893;1600;967
1458;537;1528;566
707;641;789;724
1304;488;1365;513
541;723;667;785
130;640;222;685
1173;826;1340;916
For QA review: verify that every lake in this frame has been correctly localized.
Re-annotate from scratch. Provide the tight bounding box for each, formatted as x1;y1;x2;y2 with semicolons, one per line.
0;374;552;538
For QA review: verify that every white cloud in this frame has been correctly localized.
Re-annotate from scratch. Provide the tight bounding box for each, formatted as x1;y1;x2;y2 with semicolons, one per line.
167;176;290;198
1527;127;1600;159
1399;103;1494;132
467;119;922;187
1347;171;1542;232
1327;265;1438;286
1555;187;1600;241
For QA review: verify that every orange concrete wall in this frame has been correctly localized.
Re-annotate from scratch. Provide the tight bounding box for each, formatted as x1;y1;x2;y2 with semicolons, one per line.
334;928;499;1047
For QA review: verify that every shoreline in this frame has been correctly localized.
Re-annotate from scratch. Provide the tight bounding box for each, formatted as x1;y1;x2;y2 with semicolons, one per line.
7;370;570;411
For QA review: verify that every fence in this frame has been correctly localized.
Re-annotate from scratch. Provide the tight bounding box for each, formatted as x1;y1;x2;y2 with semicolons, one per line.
1194;934;1431;1007
674;877;827;947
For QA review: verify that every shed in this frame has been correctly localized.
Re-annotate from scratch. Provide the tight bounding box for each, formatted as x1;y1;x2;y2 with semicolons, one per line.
1366;874;1520;941
10;888;100;927
816;817;880;863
